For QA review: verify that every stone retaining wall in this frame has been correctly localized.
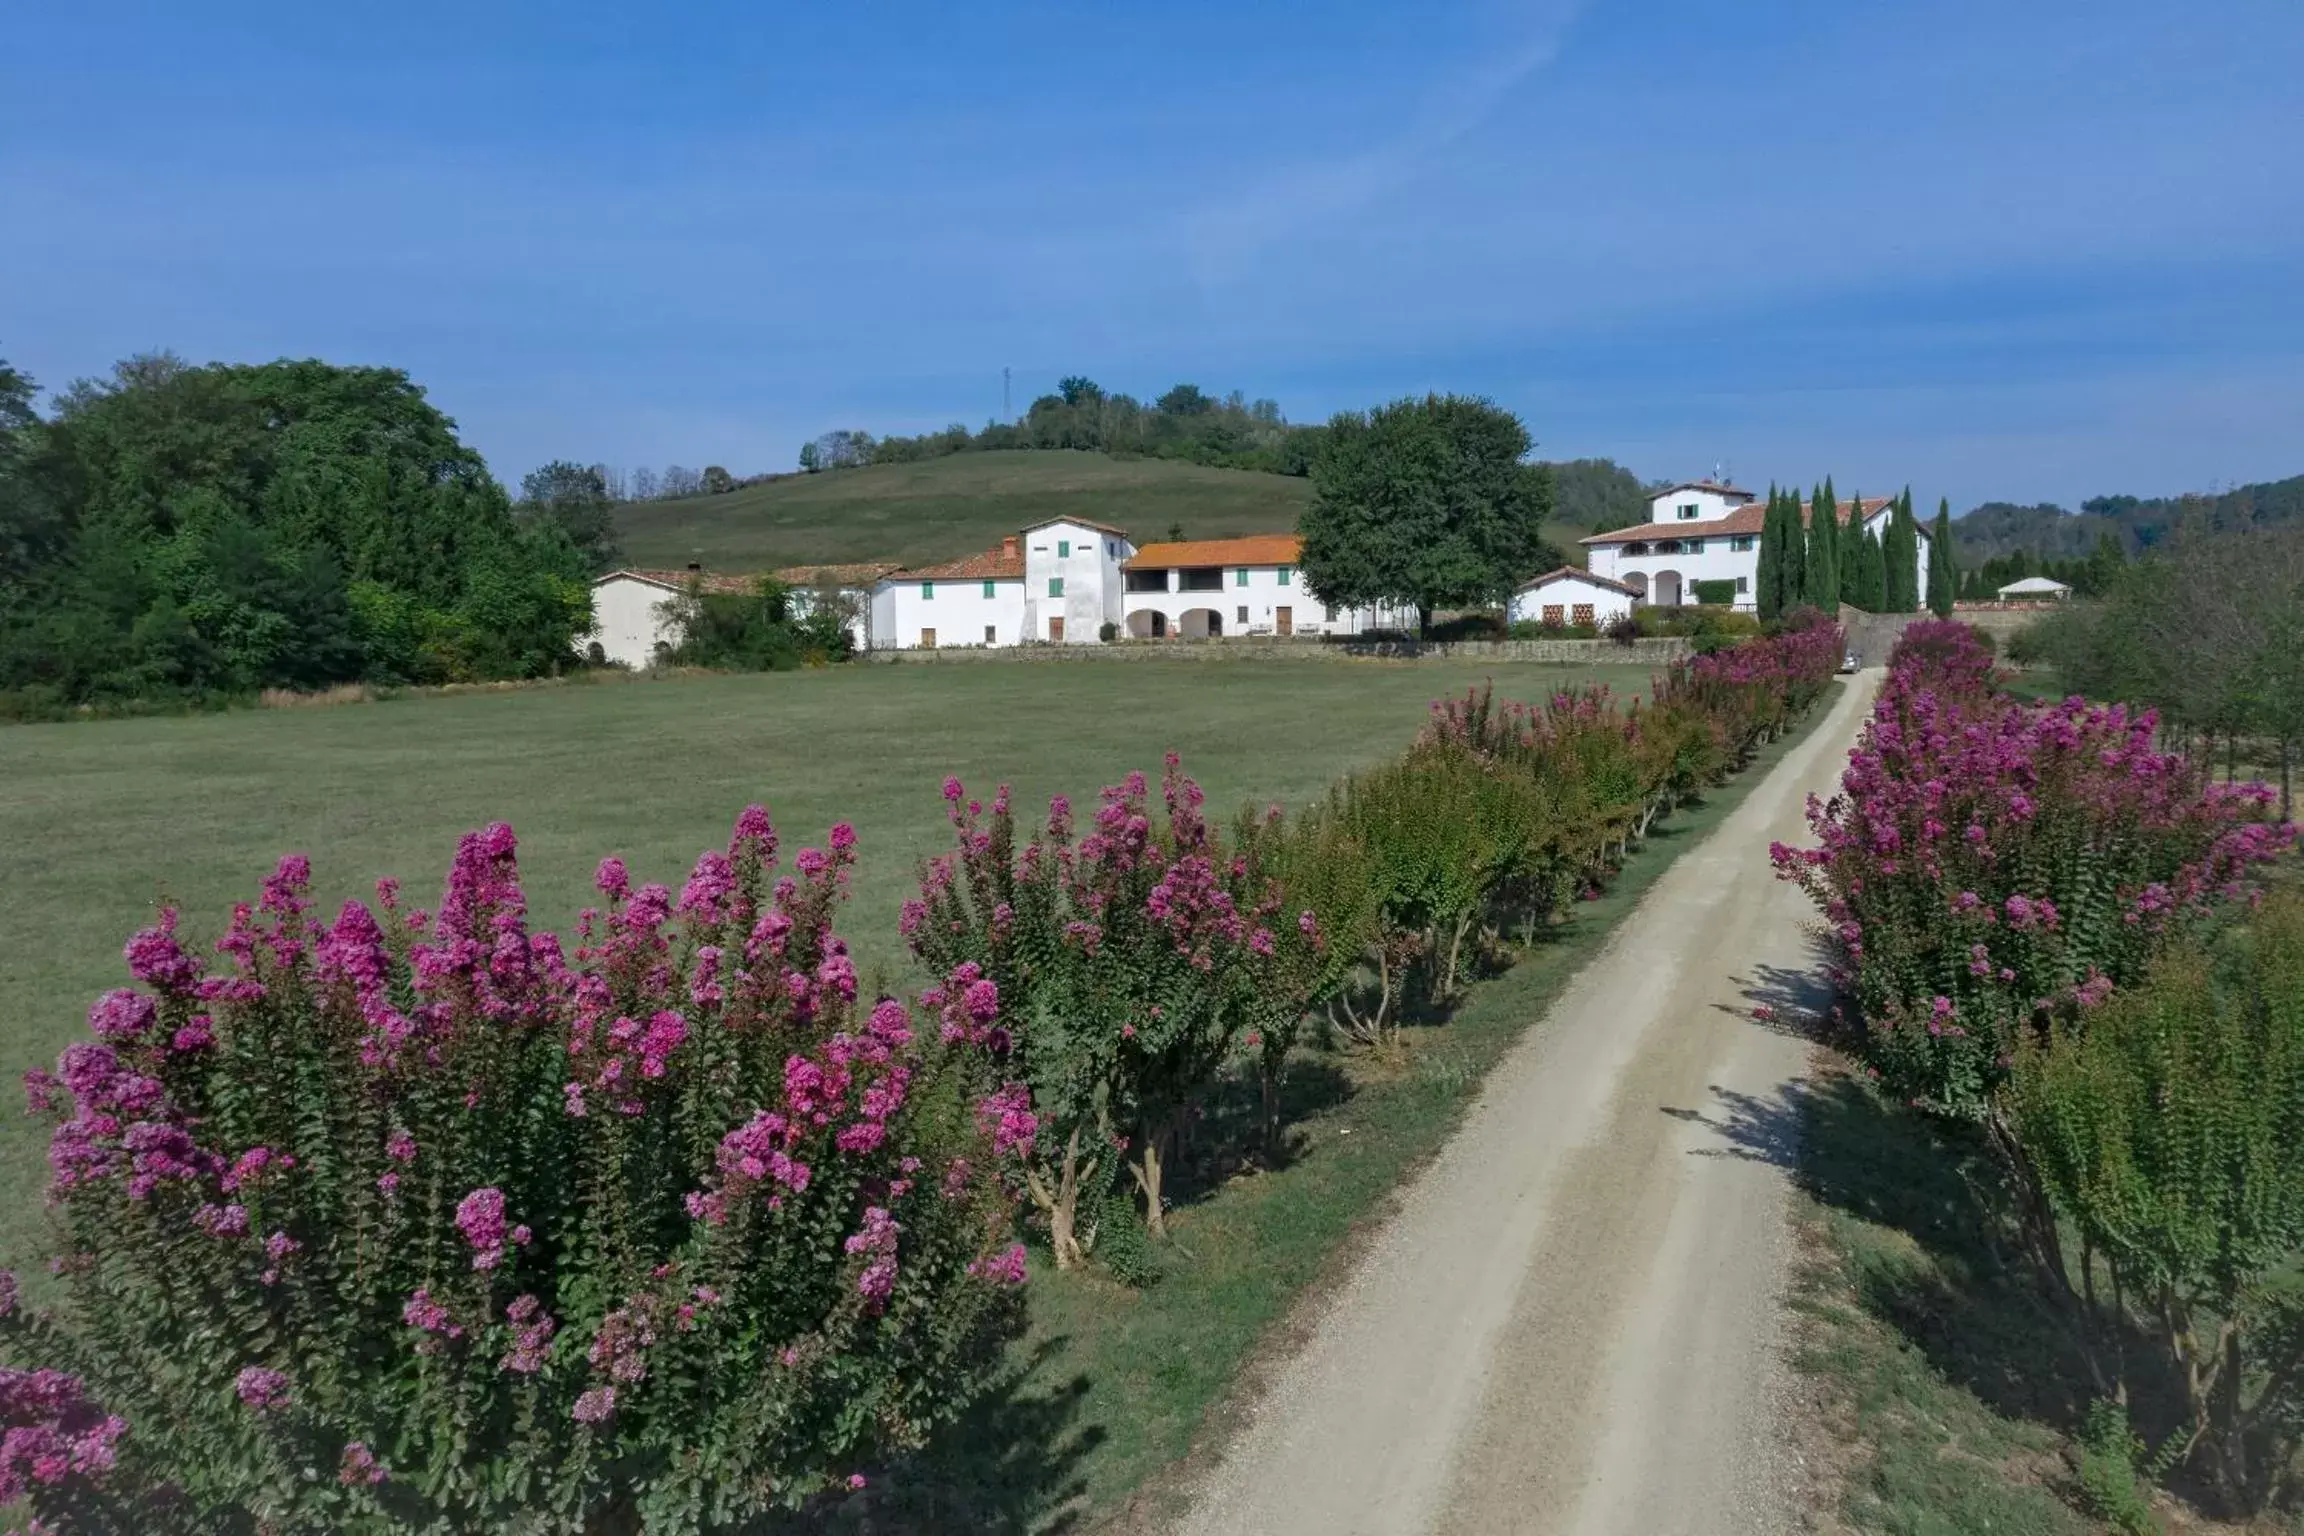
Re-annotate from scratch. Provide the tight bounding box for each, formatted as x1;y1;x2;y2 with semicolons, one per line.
861;636;1691;666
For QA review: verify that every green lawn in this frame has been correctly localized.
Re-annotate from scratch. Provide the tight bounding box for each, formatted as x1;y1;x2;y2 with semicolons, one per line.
614;451;1317;572
0;656;1654;1274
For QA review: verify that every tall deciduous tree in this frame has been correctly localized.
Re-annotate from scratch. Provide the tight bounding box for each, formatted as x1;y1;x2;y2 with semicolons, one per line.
1927;499;1957;616
1299;394;1552;634
519;459;622;573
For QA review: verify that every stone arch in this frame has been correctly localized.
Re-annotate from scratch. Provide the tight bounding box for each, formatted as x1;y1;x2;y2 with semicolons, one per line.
1178;607;1223;639
1622;570;1650;604
1651;569;1684;607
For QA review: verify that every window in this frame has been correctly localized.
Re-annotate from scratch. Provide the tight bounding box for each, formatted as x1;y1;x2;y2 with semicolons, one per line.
1235;568;1249;587
1237;605;1249;625
1278;566;1293;585
922;581;934;600
1730;535;1754;552
1048;577;1064;597
1735;576;1749;593
1542;604;1565;625
1685;538;1704;554
984;625;997;643
1679;503;1699;519
1108;541;1119;558
982;579;996;598
1624;541;1650;556
1572;603;1595;626
1058;539;1071;558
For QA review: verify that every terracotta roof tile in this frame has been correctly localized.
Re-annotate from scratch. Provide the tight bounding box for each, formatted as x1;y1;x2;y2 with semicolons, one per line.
600;567;760;595
769;562;903;587
892;546;1026;582
1579;497;1894;546
1123;533;1302;571
1515;565;1640;595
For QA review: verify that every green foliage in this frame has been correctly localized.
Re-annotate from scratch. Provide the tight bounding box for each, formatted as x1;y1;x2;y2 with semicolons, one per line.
1808;478;1842;611
2005;896;2304;1511
1847;525;1888;611
1883;488;1922;612
659;576;851;671
1300;395;1552;632
1929;499;1958;616
1689;578;1738;606
861;377;1326;477
2075;1400;2163;1534
1955;475;2304;569
516;460;622;574
0;352;592;711
0;811;1028;1530
1548;458;1648;533
1755;485;1789;622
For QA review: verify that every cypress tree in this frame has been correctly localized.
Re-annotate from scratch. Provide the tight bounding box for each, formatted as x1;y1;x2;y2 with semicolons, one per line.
1754;483;1786;622
1808;479;1841;612
1927;498;1956;616
1881;487;1918;611
1839;492;1865;598
1858;525;1888;610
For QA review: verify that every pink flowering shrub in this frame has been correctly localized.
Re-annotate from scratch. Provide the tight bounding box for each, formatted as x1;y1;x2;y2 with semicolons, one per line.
0;808;1027;1532
906;758;1315;1268
1776;620;2296;1117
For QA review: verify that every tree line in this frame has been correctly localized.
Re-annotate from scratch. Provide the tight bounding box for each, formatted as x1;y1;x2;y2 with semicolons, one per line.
1752;481;1953;621
0;350;606;718
1952;473;2303;565
799;376;1328;478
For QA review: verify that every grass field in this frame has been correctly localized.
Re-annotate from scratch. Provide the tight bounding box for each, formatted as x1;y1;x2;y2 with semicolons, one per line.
0;656;1656;1275
614;451;1317;572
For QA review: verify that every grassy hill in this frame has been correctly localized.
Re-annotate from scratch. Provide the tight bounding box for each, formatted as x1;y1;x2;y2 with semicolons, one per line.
613;450;1317;572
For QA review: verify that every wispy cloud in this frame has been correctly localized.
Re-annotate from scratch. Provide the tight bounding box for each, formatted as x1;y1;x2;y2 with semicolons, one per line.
1176;3;1585;282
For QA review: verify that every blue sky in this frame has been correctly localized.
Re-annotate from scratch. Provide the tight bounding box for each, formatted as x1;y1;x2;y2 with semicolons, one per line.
4;0;2299;510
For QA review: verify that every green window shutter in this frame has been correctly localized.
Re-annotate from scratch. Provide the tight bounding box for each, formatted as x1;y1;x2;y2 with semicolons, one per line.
1049;577;1063;597
1235;568;1248;587
982;579;995;598
1058;539;1070;558
1279;566;1293;585
922;581;934;600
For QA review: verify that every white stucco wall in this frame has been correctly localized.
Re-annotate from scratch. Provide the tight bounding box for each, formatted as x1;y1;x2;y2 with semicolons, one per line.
1646;486;1755;528
1121;564;1409;637
1507;574;1635;626
585;576;681;667
1021;521;1131;641
873;577;1029;649
1587;533;1761;610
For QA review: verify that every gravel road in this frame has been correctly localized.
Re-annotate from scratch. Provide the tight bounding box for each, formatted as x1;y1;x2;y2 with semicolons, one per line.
1174;670;1880;1536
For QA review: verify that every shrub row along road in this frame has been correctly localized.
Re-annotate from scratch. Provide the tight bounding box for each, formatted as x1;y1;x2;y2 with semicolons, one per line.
1178;671;1882;1536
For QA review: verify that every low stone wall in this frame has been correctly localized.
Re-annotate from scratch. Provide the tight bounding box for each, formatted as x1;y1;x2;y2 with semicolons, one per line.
862;636;1691;666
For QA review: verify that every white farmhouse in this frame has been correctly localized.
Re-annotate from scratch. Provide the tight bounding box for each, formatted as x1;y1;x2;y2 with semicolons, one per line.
1120;534;1414;637
1506;567;1638;628
869;518;1135;648
1579;480;1930;612
583;563;895;666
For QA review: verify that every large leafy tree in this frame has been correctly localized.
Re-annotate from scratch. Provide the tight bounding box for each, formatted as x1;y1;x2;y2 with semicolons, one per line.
1;354;590;708
519;460;623;572
1299;394;1552;634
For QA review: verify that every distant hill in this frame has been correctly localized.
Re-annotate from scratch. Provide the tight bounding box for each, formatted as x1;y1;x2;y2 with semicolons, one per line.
614;450;1318;573
1954;473;2304;564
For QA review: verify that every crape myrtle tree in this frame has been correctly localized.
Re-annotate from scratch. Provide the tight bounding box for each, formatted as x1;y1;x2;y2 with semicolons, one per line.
1298;394;1552;635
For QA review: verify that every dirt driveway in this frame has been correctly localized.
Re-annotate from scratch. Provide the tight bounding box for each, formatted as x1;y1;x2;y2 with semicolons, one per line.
1174;671;1880;1536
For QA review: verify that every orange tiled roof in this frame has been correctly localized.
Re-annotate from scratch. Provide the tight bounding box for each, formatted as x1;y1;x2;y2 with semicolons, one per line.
1516;565;1640;595
1580;497;1894;545
893;546;1026;582
601;567;759;595
1123;533;1302;571
769;562;902;587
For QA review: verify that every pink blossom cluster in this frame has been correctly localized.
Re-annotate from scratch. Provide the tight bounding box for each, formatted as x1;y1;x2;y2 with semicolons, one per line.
1774;620;2295;1112
454;1187;531;1271
0;1368;127;1502
844;1206;900;1310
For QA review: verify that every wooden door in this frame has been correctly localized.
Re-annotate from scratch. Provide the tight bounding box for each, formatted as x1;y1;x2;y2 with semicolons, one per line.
920;628;936;648
1049;617;1065;642
1275;606;1293;635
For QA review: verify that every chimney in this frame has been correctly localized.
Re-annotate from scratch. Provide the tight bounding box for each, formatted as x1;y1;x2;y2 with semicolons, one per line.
1001;536;1019;560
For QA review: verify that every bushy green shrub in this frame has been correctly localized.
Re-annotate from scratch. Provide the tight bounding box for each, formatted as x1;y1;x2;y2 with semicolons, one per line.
0;811;1027;1531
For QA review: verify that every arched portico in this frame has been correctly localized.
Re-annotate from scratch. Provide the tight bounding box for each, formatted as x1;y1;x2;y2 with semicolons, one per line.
1652;569;1684;607
1126;609;1168;638
1178;607;1223;639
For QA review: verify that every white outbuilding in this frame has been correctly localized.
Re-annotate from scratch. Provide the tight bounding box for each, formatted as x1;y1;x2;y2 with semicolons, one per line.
1506;567;1639;628
1995;575;2072;600
583;562;895;667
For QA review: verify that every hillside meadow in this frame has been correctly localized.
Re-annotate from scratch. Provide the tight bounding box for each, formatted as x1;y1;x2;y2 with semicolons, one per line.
613;450;1317;572
617;448;1601;575
0;654;1655;1273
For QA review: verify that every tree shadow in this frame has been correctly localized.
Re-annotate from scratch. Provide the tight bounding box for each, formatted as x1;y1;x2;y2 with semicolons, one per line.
782;1339;1104;1535
1778;1071;2196;1478
1168;1056;1356;1204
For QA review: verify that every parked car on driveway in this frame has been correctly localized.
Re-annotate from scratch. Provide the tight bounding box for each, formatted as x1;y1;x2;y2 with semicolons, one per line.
1840;649;1861;673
